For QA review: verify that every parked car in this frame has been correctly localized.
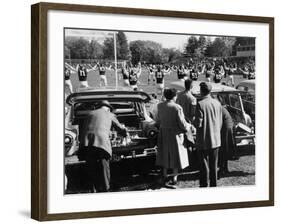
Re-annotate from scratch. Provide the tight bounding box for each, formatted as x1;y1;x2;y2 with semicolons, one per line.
236;80;255;122
169;80;255;146
65;87;158;163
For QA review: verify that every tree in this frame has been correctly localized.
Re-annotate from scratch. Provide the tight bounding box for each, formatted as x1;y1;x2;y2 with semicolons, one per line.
162;48;182;63
129;40;144;64
102;32;130;60
103;37;114;59
129;40;164;64
205;37;231;57
184;36;199;57
65;37;90;59
117;31;130;60
89;39;103;59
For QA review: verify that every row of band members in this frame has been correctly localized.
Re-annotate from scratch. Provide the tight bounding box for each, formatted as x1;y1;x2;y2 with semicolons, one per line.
64;59;255;93
74;79;237;192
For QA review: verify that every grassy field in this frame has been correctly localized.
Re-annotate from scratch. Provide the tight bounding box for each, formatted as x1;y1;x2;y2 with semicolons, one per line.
65;68;255;192
67;68;246;95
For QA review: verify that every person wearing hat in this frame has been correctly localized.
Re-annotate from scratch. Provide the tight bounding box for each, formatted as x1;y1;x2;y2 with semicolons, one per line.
155;88;192;186
195;82;223;187
79;100;128;192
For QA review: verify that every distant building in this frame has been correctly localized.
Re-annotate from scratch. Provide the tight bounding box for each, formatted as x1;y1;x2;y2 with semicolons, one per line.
235;38;255;57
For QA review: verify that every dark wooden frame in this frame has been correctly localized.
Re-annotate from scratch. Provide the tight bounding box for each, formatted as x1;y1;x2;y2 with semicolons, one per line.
31;2;274;221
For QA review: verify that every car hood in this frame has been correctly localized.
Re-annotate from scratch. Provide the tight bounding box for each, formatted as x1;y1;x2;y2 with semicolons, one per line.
170;80;241;96
66;90;151;105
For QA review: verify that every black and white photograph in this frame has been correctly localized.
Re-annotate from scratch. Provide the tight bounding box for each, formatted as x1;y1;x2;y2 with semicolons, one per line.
64;28;256;194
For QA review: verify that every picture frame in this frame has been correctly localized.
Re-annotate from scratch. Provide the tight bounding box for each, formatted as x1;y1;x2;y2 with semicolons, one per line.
31;2;274;221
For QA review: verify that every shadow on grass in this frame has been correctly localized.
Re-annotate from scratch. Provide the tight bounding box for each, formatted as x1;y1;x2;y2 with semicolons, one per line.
221;170;255;178
237;145;255;157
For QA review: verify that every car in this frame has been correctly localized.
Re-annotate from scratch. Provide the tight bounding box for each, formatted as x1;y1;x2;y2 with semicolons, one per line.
64;87;160;192
236;80;255;122
65;87;158;161
169;80;255;146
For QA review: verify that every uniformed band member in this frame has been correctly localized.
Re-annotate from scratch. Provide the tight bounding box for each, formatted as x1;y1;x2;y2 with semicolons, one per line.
80;100;128;192
239;65;255;80
121;62;130;87
98;63;111;87
129;63;142;90
195;82;223;187
205;63;214;82
75;61;96;88
77;63;89;88
213;68;223;83
176;65;187;81
224;62;237;86
190;68;199;81
148;64;156;85
155;66;165;96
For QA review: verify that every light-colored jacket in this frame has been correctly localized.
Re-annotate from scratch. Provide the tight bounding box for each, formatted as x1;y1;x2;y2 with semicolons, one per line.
155;101;191;169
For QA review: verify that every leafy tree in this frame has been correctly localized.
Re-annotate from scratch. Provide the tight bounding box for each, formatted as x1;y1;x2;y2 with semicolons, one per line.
89;39;103;59
162;48;182;63
184;36;199;57
64;46;71;59
129;40;144;64
65;37;90;59
102;32;130;60
103;37;114;59
129;40;164;64
117;31;130;60
205;37;231;57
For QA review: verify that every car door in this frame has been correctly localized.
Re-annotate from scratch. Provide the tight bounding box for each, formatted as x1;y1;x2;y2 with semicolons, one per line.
214;92;247;125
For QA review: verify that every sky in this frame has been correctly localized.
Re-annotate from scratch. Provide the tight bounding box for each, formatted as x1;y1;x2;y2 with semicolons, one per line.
65;28;197;51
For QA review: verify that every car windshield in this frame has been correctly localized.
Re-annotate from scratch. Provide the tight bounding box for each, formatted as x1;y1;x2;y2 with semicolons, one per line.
212;92;242;111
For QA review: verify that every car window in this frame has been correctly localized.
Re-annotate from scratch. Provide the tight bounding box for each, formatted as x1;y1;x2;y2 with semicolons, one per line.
214;92;242;111
229;93;242;109
237;85;248;92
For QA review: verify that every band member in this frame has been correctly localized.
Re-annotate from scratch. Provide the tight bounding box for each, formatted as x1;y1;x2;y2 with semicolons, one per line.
224;61;237;86
205;62;215;82
213;67;224;83
97;63;112;87
129;63;142;90
147;64;156;85
248;65;256;79
190;67;199;81
155;65;165;96
64;66;73;94
80;100;128;192
239;65;255;80
163;65;171;76
74;61;96;89
121;61;130;87
183;64;191;79
175;65;187;81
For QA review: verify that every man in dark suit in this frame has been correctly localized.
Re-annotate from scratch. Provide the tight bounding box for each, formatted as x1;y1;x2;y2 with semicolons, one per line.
195;82;222;187
80;100;128;192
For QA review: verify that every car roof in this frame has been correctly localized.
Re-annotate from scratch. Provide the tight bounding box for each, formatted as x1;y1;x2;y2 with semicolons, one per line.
169;80;240;95
236;80;255;90
66;87;151;105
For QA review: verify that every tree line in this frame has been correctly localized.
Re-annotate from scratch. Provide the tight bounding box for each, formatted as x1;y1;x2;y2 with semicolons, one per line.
65;31;254;64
